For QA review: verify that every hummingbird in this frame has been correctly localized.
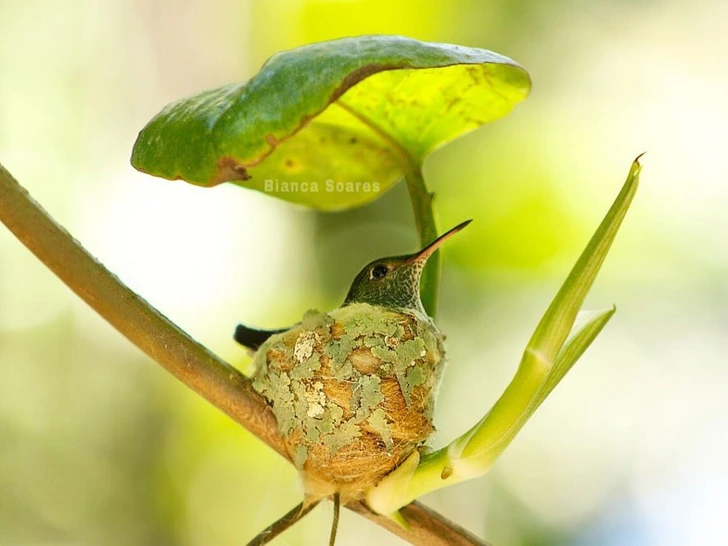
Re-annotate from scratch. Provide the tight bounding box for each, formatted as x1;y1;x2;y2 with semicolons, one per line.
237;220;471;546
234;219;472;350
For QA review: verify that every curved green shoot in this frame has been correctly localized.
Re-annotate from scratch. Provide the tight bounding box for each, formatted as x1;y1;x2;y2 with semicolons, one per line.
366;156;643;517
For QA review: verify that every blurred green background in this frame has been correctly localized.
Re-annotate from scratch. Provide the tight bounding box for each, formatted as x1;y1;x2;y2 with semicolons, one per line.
1;0;726;545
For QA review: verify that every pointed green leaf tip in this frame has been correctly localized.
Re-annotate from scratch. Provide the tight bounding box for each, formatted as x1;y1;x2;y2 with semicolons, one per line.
366;156;642;517
130;35;530;210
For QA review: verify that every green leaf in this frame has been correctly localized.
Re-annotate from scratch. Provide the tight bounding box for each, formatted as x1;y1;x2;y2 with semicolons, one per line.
453;307;615;467
524;156;642;364
131;35;530;210
365;156;642;517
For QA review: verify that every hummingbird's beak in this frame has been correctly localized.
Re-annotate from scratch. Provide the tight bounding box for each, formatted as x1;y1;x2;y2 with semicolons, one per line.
409;219;472;265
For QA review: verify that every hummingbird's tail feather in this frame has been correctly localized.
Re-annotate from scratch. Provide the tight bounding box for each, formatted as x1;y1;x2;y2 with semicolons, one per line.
234;324;288;351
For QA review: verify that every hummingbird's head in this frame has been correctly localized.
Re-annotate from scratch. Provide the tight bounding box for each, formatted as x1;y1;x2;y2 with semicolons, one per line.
343;220;471;313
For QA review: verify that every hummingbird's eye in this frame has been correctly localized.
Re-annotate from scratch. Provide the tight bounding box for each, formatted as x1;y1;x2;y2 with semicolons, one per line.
370;264;389;279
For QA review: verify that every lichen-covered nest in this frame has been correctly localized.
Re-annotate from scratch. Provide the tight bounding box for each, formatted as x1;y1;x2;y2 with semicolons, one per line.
252;303;446;501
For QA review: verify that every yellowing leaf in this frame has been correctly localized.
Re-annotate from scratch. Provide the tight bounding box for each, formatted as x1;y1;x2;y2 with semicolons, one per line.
131;35;530;210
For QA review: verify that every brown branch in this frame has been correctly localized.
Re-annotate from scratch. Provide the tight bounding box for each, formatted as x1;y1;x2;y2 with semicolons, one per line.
246;499;321;546
0;162;488;546
354;502;491;546
0;162;286;458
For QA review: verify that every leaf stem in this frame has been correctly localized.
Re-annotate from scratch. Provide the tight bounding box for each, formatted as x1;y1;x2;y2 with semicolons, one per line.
404;164;440;317
329;493;341;546
334;101;442;317
0;161;485;546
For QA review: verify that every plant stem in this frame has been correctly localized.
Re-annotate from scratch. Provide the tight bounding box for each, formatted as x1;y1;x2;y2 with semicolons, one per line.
335;102;442;318
247;499;320;546
329;493;341;546
404;164;440;317
0;162;487;546
367;157;642;516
